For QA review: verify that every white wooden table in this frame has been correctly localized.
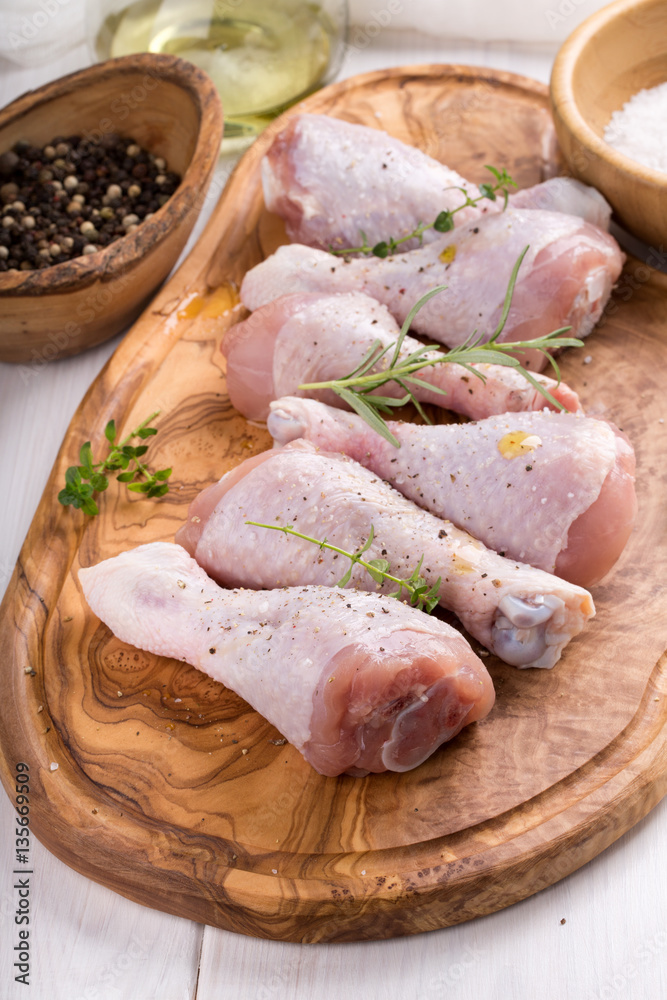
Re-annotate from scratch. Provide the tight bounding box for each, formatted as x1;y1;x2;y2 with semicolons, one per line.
1;29;665;1000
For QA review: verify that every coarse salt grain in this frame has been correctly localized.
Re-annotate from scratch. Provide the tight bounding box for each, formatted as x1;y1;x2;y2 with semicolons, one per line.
604;82;667;173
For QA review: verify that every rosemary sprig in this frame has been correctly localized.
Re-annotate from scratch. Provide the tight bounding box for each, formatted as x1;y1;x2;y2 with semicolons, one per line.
329;164;516;258
58;411;172;516
298;246;584;447
246;522;441;614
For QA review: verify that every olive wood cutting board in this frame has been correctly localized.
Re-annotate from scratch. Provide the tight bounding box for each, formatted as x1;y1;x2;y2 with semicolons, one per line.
1;65;666;943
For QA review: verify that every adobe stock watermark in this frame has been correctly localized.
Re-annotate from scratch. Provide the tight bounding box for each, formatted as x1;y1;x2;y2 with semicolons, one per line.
244;787;301;843
598;246;667;326
567;125;624;177
73;932;152;1000
424;78;499;161
545;0;597;31
254;953;301;1000
585;930;667;1000
80;67;167;148
8;0;75;54
213;0;245;13
345;0;404;54
423;945;486;993
0;556;15;598
17;268;138;385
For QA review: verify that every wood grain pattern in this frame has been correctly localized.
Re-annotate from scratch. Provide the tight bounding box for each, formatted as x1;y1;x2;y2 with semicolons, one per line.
0;65;665;943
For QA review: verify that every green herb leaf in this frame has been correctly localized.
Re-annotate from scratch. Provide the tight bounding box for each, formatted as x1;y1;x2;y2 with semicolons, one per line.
366;557;390;583
298;247;582;446
80;495;99;517
58;487;79;506
336;388;401;447
146;483;170;498
79;441;94;473
328;164;517;257
433;210;454;233
58;411;171;516
90;473;109;492
345;340;390;380
246;521;440;615
489;245;529;343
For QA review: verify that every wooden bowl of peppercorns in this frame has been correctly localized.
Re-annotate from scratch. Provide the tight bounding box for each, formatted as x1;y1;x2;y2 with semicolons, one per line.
0;53;223;363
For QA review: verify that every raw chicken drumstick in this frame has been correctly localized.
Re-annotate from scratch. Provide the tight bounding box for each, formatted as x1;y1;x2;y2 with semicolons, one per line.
240;208;624;370
80;542;494;777
267;397;637;589
223;291;581;422
176;442;595;670
263;114;612;251
509;177;611;228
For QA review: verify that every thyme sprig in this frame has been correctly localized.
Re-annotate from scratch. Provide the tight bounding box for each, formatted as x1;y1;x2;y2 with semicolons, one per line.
298;247;584;447
328;165;516;258
58;411;172;517
246;522;441;614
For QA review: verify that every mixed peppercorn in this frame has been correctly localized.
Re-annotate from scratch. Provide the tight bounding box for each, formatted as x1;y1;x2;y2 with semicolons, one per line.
0;133;181;272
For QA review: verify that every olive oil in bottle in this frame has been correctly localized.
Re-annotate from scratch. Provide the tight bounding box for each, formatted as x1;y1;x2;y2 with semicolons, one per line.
95;0;346;136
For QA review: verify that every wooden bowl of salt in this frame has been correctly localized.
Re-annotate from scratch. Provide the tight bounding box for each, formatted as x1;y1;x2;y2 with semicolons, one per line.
551;0;667;250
